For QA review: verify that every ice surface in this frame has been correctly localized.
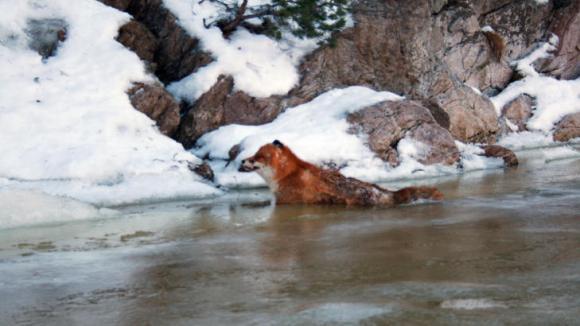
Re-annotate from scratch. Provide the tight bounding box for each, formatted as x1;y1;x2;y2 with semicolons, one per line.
0;189;117;229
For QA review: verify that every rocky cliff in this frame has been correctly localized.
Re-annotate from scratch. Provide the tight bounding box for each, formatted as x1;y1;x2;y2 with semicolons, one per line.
101;0;579;167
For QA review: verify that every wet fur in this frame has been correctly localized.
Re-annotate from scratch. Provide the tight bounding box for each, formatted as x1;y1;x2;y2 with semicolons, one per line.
239;141;443;206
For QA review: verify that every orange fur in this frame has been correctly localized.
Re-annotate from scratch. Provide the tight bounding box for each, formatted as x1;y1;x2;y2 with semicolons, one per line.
239;141;443;206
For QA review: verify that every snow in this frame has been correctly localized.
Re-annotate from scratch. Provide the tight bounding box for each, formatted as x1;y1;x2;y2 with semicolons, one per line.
481;25;494;33
0;190;117;230
441;299;506;310
163;0;321;102
0;0;221;210
512;35;557;78
491;36;580;132
455;142;505;171
193;87;505;188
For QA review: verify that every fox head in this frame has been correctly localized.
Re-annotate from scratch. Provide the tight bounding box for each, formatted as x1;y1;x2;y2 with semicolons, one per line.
239;140;294;189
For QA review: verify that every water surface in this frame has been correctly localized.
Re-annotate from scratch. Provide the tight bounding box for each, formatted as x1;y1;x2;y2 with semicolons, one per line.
1;156;579;325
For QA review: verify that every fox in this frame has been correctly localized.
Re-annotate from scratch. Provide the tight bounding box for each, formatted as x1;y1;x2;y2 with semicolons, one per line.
238;140;444;206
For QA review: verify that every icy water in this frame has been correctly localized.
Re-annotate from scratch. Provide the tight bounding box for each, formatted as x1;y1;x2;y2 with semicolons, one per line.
1;155;580;325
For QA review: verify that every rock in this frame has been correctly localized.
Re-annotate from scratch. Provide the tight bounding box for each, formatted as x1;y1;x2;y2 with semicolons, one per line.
103;0;569;150
536;0;580;79
116;20;158;66
553;113;580;142
425;67;499;143
126;0;212;83
501;94;534;132
176;76;284;148
188;161;215;182
293;0;434;101
98;0;132;11
480;0;553;61
128;83;181;136
435;6;512;94
25;18;67;59
482;145;518;167
347;100;460;166
228;144;241;162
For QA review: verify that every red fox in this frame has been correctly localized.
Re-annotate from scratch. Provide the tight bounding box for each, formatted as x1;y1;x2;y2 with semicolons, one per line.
239;140;443;206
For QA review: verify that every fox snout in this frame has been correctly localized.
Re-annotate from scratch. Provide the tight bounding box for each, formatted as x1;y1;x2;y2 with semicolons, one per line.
239;158;258;172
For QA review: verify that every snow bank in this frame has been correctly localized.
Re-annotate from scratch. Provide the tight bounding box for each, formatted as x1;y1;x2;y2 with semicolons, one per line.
0;190;117;230
163;0;321;102
193;87;504;188
0;0;220;208
491;36;580;132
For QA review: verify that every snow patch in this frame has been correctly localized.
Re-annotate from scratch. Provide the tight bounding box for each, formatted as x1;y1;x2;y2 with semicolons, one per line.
491;36;580;132
194;87;505;188
455;142;505;171
0;0;220;207
163;0;322;102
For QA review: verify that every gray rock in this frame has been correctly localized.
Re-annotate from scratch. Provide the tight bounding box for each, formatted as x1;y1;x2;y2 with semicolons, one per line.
502;94;534;132
25;18;67;59
536;1;580;79
553;113;580;142
347;100;460;166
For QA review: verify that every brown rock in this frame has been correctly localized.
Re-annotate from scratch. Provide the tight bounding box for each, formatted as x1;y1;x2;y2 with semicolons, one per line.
176;76;284;148
501;94;534;132
537;1;580;79
482;145;518;167
347;100;460;166
127;0;212;83
116;20;158;64
553;113;580;142
98;0;132;11
480;1;553;61
128;83;181;136
188;161;215;182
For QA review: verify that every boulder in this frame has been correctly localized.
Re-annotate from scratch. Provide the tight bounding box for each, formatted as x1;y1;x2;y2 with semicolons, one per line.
425;67;499;143
98;0;132;11
347;100;460;166
188;161;215;183
116;20;158;67
480;0;553;61
536;0;580;79
126;0;212;83
482;145;518;167
501;94;534;132
128;83;181;136
553;113;580;142
176;76;284;148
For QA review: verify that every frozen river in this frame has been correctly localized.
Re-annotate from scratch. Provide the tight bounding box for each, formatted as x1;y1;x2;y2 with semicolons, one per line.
1;154;579;325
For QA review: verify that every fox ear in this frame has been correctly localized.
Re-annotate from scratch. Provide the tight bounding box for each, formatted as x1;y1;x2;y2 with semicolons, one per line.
272;140;284;148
